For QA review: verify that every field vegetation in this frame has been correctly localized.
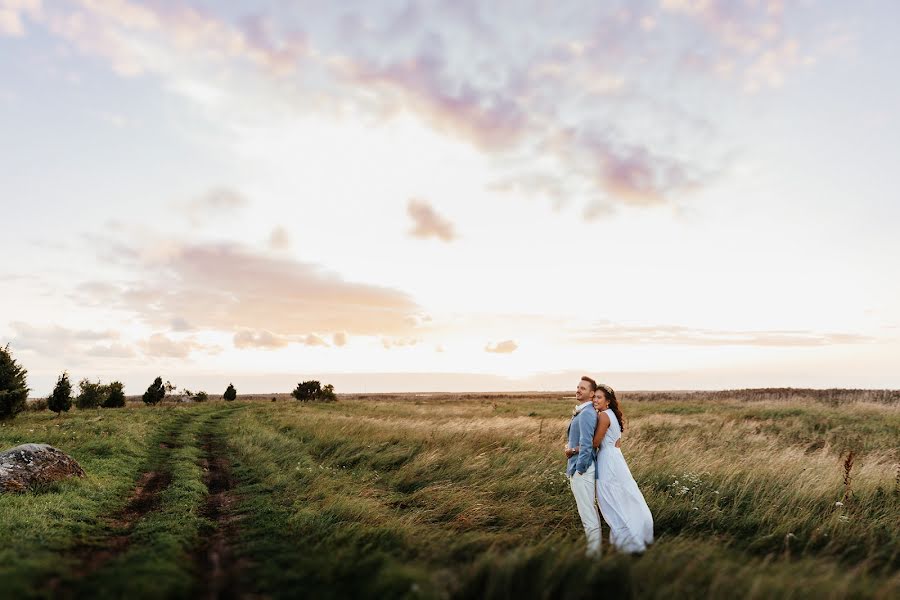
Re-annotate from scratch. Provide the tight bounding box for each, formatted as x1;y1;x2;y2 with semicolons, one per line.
1;389;898;598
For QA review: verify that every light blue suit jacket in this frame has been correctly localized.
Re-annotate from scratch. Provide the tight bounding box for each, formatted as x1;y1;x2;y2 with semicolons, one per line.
566;403;597;476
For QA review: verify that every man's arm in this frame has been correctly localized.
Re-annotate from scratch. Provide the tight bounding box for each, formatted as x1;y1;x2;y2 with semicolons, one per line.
575;410;596;474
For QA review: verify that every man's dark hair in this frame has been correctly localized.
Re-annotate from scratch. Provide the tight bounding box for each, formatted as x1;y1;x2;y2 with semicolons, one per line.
580;376;598;391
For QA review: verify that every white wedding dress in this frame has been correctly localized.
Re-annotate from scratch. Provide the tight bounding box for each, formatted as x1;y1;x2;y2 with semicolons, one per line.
595;408;654;553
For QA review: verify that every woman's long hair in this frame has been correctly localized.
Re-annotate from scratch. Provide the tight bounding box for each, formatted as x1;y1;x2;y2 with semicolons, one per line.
598;385;625;432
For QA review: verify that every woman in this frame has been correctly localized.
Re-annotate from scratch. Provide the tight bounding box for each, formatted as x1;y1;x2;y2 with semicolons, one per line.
591;384;654;554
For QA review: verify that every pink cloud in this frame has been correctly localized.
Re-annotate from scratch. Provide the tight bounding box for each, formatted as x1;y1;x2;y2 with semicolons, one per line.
0;0;40;37
139;333;218;359
382;337;419;349
30;0;311;80
233;330;289;350
485;340;518;354
76;237;423;339
336;42;529;151
303;334;328;347
268;226;290;250
407;199;457;242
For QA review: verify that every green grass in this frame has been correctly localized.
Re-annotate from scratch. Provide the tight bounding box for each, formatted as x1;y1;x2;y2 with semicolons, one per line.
1;393;898;598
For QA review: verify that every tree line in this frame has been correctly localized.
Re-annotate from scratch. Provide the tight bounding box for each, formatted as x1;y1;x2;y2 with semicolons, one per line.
0;344;336;421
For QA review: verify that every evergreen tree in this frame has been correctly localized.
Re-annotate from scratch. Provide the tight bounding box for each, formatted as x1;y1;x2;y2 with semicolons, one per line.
76;379;106;409
0;344;29;420
47;371;73;415
223;383;237;401
103;381;126;408
142;376;166;405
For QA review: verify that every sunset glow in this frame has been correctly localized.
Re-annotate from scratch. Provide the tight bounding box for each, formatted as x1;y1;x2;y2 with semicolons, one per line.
2;0;898;393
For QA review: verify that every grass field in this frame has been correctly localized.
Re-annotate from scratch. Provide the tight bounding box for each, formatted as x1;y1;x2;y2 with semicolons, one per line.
1;390;898;599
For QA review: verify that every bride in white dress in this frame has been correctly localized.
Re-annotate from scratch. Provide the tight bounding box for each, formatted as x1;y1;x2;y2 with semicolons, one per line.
591;384;654;553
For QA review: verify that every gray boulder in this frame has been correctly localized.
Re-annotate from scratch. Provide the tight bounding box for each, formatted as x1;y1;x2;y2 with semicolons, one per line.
0;443;85;493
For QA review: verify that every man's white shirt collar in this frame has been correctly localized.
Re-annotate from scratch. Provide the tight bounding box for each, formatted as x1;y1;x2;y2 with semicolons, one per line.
573;401;592;415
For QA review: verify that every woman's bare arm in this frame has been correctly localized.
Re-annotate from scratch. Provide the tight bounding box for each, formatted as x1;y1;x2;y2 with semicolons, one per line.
593;412;611;449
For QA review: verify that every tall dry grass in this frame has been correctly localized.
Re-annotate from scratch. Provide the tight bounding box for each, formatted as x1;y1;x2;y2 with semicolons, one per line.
218;392;899;598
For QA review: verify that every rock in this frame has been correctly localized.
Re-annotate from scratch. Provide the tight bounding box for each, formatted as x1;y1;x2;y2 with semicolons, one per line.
0;443;85;493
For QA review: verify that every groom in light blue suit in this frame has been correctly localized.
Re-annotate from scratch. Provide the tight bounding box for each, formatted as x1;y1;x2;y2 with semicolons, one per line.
565;376;601;556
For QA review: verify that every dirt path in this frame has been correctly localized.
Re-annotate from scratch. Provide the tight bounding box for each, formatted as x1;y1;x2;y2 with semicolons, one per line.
193;428;248;600
44;417;186;595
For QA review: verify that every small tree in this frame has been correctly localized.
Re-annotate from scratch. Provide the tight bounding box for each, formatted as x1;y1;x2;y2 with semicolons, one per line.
76;379;106;409
0;343;29;420
292;380;337;402
47;371;73;415
103;381;126;408
194;390;209;402
291;380;319;402
143;376;166;405
223;383;237;402
320;383;337;402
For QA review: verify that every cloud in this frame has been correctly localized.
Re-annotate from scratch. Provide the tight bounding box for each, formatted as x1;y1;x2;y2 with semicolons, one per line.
303;334;328;347
659;0;815;92
485;340;518;354
0;0;40;37
332;332;347;347
232;329;333;350
572;321;876;347
36;1;310;79
382;337;419;349
590;138;700;207
139;333;218;359
487;173;572;212
181;188;249;225
233;329;289;350
170;317;193;332
76;236;423;339
407;199;457;242
22;0;828;216
338;45;530;152
84;343;137;358
268;226;290;250
8;321;126;358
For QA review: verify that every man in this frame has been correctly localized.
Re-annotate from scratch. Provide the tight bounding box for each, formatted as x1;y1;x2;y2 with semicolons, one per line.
565;375;601;556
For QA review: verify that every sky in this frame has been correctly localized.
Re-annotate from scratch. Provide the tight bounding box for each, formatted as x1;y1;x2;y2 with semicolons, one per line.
2;0;899;395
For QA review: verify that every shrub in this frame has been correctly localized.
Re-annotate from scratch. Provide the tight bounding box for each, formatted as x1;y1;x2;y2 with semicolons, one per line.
224;383;237;402
194;391;209;402
48;371;73;415
291;380;337;402
28;399;48;412
0;343;29;420
103;381;126;408
143;376;166;405
76;379;106;409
